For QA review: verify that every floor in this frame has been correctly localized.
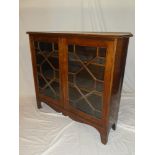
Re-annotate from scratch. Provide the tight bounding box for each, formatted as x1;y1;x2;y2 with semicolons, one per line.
19;95;135;155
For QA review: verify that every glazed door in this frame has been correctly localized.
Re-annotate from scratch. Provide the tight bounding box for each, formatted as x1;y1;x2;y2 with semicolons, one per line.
32;38;61;105
66;38;108;120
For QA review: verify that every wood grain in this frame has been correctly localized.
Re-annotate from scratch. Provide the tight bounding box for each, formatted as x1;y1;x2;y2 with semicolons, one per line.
27;32;132;144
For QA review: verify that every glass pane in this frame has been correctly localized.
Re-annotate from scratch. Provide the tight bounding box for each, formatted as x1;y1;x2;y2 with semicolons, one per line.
34;41;60;100
68;44;106;119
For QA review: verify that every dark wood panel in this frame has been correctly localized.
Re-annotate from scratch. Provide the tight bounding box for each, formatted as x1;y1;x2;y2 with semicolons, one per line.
59;38;68;108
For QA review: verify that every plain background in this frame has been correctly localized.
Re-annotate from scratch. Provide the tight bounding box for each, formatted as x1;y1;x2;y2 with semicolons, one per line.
1;0;155;155
19;0;135;98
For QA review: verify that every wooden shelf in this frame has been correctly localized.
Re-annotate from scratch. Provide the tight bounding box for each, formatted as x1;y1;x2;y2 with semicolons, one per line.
68;81;103;96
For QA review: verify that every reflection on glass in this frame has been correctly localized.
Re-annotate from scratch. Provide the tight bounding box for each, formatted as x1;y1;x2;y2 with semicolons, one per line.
34;41;60;100
68;45;106;119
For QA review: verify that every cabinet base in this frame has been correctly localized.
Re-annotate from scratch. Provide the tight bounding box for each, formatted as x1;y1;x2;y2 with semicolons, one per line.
112;123;116;130
37;98;117;145
37;100;42;109
100;133;108;144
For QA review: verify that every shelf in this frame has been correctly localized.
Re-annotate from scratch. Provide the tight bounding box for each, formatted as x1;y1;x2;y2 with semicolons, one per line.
68;81;103;96
68;83;103;119
38;69;103;96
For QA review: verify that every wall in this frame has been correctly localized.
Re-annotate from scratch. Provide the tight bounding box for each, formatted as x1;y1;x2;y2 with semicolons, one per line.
19;0;135;98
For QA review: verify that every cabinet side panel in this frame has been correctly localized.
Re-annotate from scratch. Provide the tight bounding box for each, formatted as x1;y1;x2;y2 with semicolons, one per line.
109;38;129;128
102;41;116;140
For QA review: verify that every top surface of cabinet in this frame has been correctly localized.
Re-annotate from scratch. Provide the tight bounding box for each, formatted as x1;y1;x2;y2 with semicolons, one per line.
27;31;133;38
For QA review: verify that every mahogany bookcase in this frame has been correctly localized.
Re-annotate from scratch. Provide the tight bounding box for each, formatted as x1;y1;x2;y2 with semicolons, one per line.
27;32;132;144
